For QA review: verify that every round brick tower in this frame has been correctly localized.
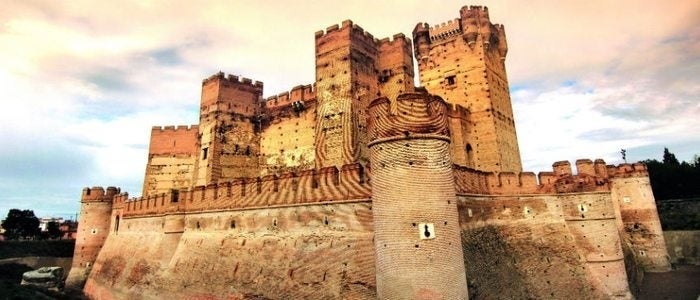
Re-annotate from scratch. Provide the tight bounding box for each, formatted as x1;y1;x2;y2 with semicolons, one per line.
367;93;468;299
65;186;116;290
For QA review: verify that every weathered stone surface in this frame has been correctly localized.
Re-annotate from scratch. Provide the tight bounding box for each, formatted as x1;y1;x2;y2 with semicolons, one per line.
84;202;375;299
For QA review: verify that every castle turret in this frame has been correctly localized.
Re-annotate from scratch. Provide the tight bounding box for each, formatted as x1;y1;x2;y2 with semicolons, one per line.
65;186;116;290
367;93;467;299
412;23;431;62
412;6;521;172
608;163;671;272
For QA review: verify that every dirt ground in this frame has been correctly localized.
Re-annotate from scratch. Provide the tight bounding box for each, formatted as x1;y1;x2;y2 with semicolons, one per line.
638;265;700;300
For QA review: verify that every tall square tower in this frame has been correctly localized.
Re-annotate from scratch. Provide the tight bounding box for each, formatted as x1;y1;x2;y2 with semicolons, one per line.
413;6;522;172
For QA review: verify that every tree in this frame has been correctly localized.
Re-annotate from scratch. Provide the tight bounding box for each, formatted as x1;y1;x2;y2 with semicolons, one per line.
47;221;61;239
662;147;679;165
645;148;700;200
1;209;40;240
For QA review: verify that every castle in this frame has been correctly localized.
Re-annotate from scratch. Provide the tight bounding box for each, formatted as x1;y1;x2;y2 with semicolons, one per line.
66;5;670;299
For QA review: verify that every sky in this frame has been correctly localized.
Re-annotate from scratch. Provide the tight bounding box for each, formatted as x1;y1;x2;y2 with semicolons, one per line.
0;0;698;219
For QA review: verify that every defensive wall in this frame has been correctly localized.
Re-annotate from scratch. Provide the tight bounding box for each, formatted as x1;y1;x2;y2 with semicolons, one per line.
73;160;670;299
259;84;318;176
81;164;375;299
454;161;670;299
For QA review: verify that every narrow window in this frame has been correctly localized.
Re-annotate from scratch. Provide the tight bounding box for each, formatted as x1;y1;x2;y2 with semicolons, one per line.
114;216;120;233
202;147;208;160
446;75;456;86
466;144;474;165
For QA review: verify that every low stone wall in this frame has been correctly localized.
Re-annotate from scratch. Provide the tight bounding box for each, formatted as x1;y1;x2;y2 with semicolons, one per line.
664;230;700;266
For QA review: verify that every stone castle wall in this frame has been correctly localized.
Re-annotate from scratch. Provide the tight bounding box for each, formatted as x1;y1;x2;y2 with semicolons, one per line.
76;158;671;299
458;192;631;299
84;202;376;299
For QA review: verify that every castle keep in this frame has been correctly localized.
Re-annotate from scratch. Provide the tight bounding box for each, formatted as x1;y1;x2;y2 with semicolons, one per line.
67;5;670;299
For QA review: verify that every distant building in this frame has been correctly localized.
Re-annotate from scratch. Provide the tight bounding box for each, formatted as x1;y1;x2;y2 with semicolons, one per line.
38;217;64;232
59;220;78;240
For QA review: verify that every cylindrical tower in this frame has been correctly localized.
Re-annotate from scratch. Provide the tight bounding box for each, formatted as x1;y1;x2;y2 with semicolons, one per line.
367;93;467;299
609;163;671;272
65;186;116;290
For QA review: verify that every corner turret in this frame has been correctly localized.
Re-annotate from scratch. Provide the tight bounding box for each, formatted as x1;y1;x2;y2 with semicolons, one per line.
608;163;672;272
66;186;117;290
368;92;468;299
412;22;430;62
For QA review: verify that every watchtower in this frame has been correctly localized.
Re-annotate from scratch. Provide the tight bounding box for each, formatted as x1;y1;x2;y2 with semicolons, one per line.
194;72;263;186
314;20;414;169
413;6;522;172
65;186;117;289
367;92;467;299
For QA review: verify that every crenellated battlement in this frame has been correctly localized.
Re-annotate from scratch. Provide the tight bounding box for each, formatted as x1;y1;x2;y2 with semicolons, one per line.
263;84;315;109
454;159;621;195
350;22;380;46
606;162;649;178
428;18;462;42
148;124;199;156
122;163;371;218
316;19;413;51
367;93;450;144
314;20;380;45
377;33;411;47
202;71;263;89
112;192;129;204
460;5;490;19
81;186;120;202
151;125;199;132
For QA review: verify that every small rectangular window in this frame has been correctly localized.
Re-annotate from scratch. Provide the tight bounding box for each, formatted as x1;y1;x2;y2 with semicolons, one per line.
446;75;456;86
202;147;208;160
